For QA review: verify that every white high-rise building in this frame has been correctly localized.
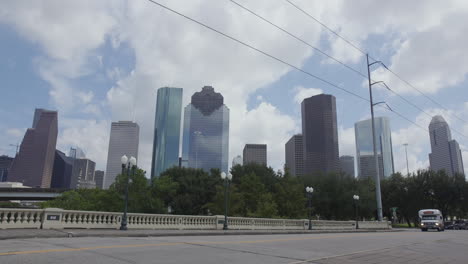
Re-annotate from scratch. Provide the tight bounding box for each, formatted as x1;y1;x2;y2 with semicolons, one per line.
429;115;464;176
232;155;243;167
104;121;139;189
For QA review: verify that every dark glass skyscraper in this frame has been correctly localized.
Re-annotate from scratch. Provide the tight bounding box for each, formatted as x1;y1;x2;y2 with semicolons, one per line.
8;109;58;187
151;87;183;178
0;155;14;182
182;86;229;173
301;94;340;175
429;115;464;176
243;144;267;166
51;150;73;189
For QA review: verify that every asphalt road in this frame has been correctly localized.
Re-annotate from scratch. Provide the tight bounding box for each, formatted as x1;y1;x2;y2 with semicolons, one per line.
0;230;467;263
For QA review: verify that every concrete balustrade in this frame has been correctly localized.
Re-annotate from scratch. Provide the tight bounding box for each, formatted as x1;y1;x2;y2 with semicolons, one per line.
0;208;391;230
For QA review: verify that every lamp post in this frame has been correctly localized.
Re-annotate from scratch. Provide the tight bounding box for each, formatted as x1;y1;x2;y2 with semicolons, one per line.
221;171;232;230
306;186;313;230
120;155;137;231
353;195;360;229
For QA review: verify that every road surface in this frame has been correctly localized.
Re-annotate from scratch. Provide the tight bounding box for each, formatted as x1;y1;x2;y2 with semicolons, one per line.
0;230;466;263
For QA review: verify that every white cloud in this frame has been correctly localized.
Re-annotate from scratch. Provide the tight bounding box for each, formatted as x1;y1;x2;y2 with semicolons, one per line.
230;102;297;171
293;86;323;104
338;126;355;157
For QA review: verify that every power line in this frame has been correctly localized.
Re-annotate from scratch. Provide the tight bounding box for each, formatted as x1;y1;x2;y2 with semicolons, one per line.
232;0;467;139
145;0;369;102
144;0;434;137
284;0;468;126
229;0;367;78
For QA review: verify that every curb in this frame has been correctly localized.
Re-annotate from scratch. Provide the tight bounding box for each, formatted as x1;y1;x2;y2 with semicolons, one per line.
0;229;402;240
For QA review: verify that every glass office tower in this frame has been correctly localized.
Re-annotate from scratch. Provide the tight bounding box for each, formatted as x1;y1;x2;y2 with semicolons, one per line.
182;86;229;174
355;117;394;179
151;87;183;178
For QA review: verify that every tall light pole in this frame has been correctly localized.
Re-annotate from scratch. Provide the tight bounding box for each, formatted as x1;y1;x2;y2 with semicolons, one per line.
306;186;314;230
366;54;384;221
120;155;137;231
353;195;360;229
403;143;409;176
194;131;202;169
221;171;232;230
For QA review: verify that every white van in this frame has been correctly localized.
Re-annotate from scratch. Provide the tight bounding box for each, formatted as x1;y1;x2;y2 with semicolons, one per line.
419;209;444;232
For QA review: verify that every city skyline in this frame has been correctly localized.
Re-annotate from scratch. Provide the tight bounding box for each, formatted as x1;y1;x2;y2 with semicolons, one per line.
1;1;467;178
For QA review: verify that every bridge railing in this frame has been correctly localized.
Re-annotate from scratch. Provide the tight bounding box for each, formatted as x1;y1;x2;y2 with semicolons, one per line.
0;208;391;230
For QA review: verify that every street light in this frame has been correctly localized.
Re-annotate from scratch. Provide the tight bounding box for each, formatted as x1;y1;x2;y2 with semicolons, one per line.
353;195;360;229
306;186;313;230
221;171;232;230
120;155;137;231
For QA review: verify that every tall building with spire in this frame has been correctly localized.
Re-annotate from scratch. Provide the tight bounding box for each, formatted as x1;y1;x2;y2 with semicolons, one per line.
182;86;229;173
104;121;139;189
301;94;340;175
151;87;183;178
8;109;58;188
428;115;464;176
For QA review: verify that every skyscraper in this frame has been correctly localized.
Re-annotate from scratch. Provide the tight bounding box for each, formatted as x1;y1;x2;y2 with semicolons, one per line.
301;94;340;175
151;87;183;178
182;86;229;173
8;109;58;187
51;150;73;189
285;134;304;177
0;155;14;182
339;155;355;178
428;115;464;176
94;170;105;189
355;117;394;179
104;121;139;189
70;158;96;189
243;144;267;166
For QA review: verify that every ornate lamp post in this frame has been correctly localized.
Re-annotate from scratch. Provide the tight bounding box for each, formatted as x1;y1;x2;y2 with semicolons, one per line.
120;155;137;231
221;171;232;230
353;194;360;229
306;186;314;230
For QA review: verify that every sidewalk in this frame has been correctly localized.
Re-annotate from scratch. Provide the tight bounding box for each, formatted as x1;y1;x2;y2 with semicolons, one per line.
0;228;403;240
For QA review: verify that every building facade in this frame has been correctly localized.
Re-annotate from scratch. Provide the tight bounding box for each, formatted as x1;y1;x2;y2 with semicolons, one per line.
232;155;243;167
428;115;464;176
51;150;73;189
71;158;96;189
301;94;340;175
151;87;183;178
285;134;304;177
182;86;229;173
339;155;355;178
0;155;14;182
104;121;139;189
8;109;58;187
243;144;267;166
355;117;394;179
94;170;104;189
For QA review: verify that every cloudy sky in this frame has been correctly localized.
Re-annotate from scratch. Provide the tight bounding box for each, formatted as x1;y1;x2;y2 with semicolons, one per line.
0;0;467;177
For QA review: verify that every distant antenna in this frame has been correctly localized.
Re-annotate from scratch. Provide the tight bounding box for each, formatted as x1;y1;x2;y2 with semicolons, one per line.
9;143;19;154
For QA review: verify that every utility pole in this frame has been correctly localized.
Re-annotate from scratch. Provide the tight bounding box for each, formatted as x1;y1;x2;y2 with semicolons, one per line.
403;143;409;176
366;54;383;221
9;143;19;155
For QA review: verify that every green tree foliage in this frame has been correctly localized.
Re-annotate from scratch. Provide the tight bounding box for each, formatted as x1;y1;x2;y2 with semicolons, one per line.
39;164;467;223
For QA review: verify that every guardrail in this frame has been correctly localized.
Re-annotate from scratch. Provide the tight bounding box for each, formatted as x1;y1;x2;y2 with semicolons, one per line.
0;208;391;230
